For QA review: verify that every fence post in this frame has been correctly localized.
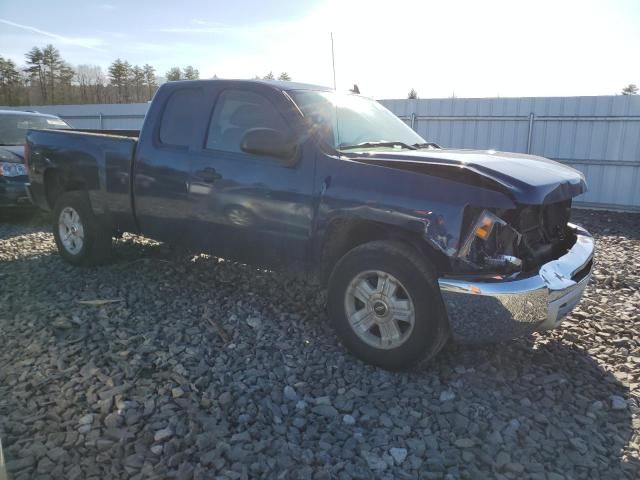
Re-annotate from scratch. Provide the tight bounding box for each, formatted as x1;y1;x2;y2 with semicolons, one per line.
99;112;104;129
526;112;535;154
410;112;416;130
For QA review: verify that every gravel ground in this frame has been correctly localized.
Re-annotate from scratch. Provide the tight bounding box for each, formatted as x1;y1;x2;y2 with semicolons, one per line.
0;209;638;480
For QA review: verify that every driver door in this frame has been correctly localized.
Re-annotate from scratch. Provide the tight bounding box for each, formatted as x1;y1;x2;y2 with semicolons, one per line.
189;87;316;268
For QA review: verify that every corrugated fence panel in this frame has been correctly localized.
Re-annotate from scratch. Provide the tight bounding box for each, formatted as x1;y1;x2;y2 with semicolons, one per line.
381;95;640;211
3;96;639;210
1;103;149;130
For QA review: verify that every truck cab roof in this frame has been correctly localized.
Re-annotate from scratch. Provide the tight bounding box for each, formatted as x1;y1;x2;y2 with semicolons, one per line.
160;78;335;93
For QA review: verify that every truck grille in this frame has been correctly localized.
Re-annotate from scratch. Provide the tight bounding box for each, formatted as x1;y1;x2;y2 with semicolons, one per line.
511;200;573;269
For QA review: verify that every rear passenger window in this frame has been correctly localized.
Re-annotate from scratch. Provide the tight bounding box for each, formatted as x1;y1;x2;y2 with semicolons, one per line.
159;88;204;147
206;90;290;153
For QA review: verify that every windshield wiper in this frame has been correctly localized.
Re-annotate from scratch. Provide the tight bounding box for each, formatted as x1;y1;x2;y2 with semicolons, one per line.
412;142;441;149
338;141;417;151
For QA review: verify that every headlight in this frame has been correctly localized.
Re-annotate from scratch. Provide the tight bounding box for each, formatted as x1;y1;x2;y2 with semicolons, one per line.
458;209;522;273
458;210;507;257
0;162;27;177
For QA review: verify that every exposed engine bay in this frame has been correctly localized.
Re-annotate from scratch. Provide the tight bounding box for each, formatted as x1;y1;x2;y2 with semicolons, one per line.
454;200;576;275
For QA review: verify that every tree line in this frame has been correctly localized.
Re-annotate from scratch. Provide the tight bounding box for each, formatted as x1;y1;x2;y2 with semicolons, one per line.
8;43;632;105
0;44;294;106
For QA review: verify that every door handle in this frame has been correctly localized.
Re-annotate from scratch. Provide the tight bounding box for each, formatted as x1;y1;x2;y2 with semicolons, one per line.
197;167;222;183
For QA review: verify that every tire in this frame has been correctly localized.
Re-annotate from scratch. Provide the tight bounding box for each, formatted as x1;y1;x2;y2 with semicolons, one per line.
327;240;449;369
52;191;112;266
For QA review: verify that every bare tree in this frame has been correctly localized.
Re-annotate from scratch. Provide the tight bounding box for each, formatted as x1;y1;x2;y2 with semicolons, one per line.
57;61;75;103
75;65;106;104
76;64;92;103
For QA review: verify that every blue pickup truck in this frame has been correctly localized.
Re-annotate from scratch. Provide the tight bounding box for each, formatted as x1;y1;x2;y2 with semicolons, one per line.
25;79;594;369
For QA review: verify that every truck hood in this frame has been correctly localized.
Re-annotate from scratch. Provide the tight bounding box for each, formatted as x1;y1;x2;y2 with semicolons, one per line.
351;148;587;205
0;145;25;163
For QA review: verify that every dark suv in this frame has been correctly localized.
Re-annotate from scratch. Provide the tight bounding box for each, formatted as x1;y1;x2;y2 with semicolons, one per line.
0;110;70;210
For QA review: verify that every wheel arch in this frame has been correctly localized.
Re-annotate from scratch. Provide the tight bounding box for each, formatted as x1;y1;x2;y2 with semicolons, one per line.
318;216;450;286
44;168;89;209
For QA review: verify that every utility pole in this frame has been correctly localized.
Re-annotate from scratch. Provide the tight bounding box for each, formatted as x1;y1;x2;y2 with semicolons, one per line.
331;32;337;90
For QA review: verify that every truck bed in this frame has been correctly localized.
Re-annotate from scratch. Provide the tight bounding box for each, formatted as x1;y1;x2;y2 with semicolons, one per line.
26;128;139;234
72;128;140;138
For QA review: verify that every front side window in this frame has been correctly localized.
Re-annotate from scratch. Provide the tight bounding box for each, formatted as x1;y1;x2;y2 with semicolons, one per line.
206;89;290;153
159;88;204;147
289;90;426;151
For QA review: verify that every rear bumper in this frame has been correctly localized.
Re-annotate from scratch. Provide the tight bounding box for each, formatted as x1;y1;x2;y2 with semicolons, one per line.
0;179;33;208
438;224;594;342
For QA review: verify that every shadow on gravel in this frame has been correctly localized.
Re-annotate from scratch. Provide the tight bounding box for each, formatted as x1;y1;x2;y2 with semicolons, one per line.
429;339;636;477
0;209;47;224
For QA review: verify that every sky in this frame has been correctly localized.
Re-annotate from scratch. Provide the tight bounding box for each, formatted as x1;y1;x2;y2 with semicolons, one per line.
1;0;639;99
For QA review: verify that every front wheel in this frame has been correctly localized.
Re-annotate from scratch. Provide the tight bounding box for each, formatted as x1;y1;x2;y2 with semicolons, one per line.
52;191;112;266
327;241;449;369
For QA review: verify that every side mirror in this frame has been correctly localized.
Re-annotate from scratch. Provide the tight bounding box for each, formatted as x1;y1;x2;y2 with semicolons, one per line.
240;128;298;165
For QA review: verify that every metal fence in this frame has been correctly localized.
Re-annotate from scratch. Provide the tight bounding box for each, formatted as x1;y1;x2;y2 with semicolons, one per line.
380;96;640;211
4;95;639;211
10;103;150;130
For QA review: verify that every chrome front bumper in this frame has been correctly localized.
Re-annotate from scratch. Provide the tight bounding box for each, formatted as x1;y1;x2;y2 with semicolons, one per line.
438;224;594;342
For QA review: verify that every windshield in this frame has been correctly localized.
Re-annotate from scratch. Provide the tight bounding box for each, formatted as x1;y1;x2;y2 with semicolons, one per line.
290;90;426;151
0;114;71;145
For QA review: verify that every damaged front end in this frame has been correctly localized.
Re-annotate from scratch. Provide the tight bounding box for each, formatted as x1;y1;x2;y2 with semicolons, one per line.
453;199;575;276
436;199;594;342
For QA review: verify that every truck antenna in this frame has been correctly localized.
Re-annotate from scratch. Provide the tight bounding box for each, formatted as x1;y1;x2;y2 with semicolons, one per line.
331;32;337;90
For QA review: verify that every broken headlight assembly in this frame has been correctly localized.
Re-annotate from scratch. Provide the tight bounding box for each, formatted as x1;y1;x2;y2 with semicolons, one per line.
457;210;523;274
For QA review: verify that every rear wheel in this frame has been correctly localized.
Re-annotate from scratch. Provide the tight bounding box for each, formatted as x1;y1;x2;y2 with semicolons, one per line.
328;241;449;369
52;191;112;266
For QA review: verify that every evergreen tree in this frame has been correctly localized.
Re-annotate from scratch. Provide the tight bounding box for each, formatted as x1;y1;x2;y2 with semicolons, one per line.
183;65;200;80
621;84;638;95
108;59;131;103
41;44;64;103
24;47;47;102
166;67;182;81
408;88;418;99
131;65;146;102
142;64;157;100
263;71;275;80
277;72;291;81
0;56;22;105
